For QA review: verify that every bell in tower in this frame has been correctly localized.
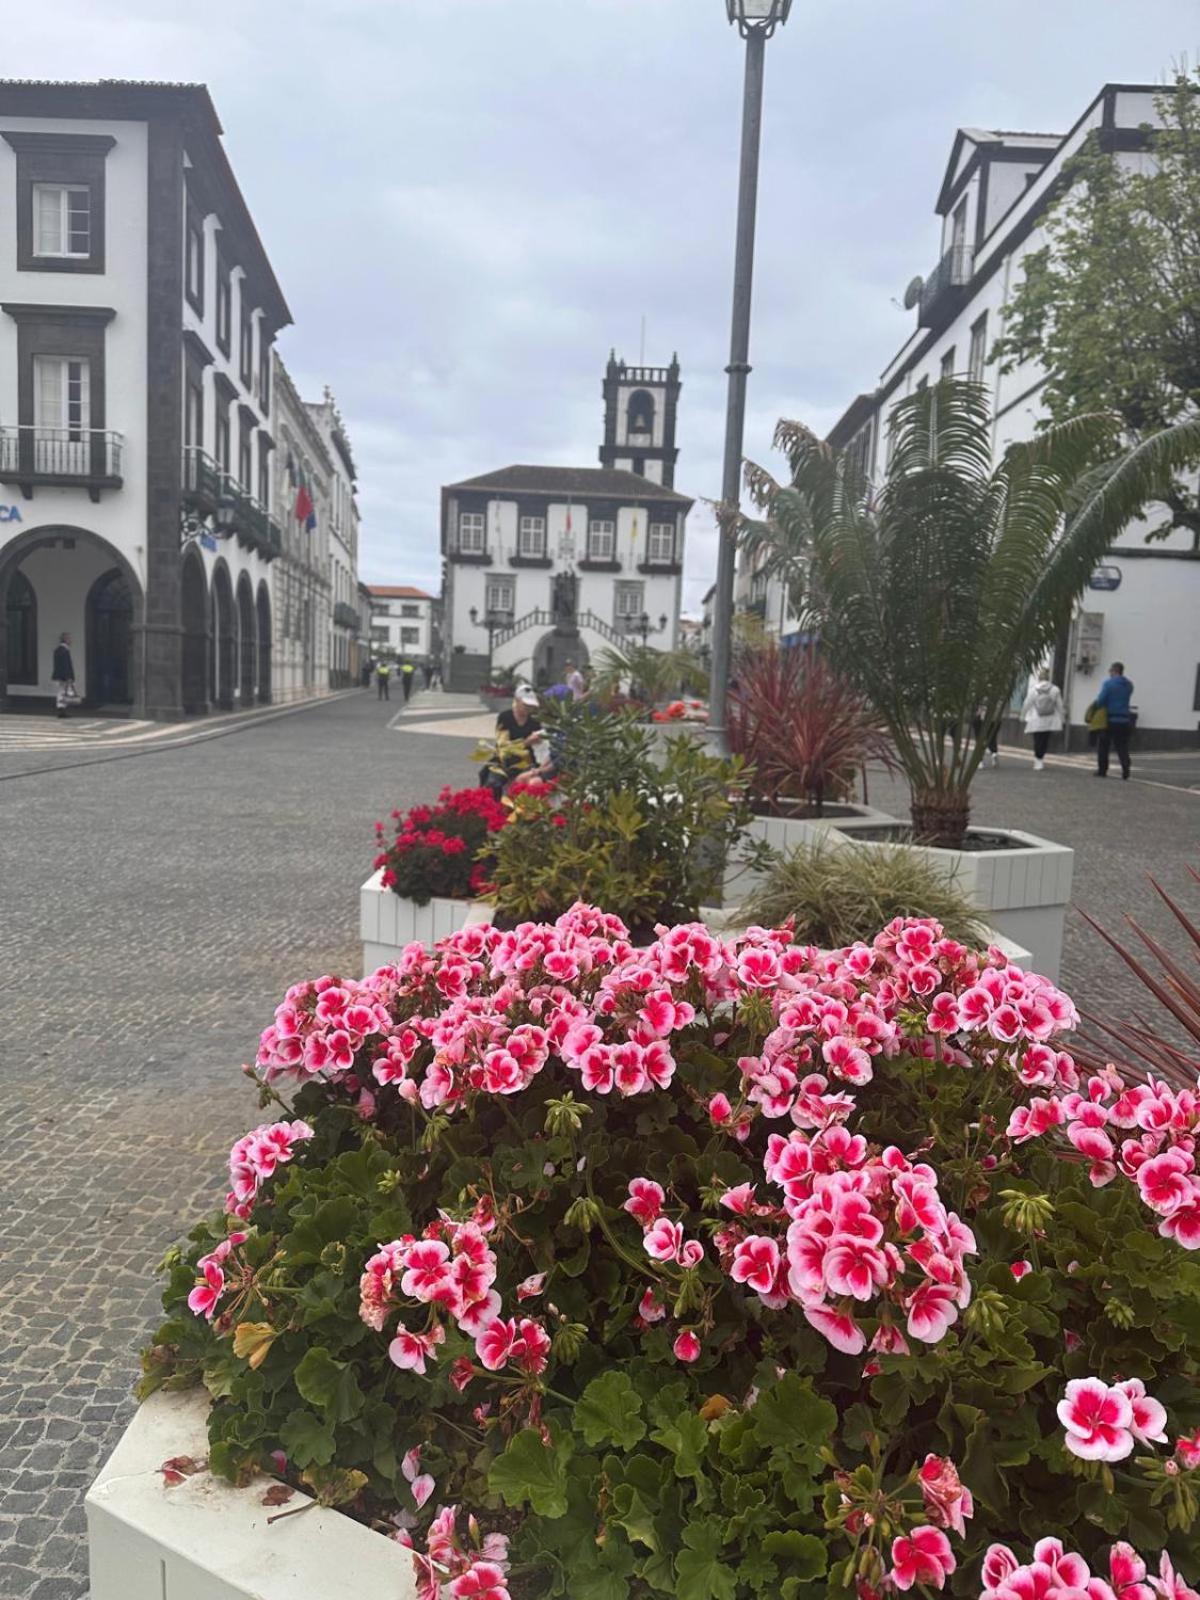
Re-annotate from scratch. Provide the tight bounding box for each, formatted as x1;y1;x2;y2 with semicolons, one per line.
599;349;681;488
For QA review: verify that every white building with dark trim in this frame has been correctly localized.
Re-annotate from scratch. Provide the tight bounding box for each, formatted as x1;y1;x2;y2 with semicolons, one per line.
824;82;1200;746
306;388;361;689
366;585;435;664
272;353;332;703
0;79;291;717
442;355;692;690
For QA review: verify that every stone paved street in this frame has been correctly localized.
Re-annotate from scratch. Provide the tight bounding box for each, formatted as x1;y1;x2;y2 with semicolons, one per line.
0;694;1196;1597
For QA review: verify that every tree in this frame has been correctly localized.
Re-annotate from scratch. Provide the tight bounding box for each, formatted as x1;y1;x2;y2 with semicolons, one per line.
734;378;1200;847
591;641;706;705
993;70;1200;545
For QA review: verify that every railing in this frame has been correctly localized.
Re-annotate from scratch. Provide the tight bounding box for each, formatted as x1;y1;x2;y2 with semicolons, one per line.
918;244;974;329
0;425;123;484
334;601;360;630
491;607;626;650
182;446;221;507
266;516;284;557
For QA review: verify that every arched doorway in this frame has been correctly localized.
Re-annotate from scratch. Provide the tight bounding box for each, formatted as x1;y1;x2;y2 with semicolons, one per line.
85;569;134;708
532;631;588;689
236;572;256;706
212;562;236;711
255;582;272;705
181;549;209;716
5;570;37;688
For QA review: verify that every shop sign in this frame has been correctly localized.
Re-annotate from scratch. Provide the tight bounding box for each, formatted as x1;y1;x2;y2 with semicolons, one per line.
0;504;23;523
1089;564;1122;591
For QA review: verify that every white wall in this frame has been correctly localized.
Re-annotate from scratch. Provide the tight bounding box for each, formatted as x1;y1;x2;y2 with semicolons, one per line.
7;537;116;698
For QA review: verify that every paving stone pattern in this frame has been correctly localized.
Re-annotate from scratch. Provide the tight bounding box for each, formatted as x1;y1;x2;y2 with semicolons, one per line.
0;690;471;1598
0;697;1195;1596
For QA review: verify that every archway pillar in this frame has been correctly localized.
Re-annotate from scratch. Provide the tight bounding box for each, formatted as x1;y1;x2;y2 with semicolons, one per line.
135;620;185;721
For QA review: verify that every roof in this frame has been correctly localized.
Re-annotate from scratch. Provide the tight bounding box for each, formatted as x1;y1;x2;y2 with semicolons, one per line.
366;585;434;600
444;464;693;507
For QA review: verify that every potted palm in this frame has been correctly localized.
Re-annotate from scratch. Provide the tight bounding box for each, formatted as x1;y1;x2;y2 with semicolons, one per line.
734;378;1200;975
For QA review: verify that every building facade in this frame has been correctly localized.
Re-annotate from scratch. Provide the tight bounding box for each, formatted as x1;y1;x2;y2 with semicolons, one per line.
441;356;691;691
365;585;435;663
271;353;332;703
824;83;1200;744
306;389;360;689
0;79;291;717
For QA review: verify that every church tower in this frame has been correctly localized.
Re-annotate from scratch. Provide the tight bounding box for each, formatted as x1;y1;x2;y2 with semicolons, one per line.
599;350;681;488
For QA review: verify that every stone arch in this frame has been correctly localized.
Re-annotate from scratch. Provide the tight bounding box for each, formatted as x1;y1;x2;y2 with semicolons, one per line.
236;570;256;707
211;559;236;711
626;388;655;439
181;545;209;716
85;568;135;708
532;630;588;689
0;523;144;711
255;580;272;705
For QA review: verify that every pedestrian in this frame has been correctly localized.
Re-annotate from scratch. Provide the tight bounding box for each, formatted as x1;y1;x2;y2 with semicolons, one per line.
52;631;77;718
972;707;1001;768
479;684;542;797
401;659;416;702
361;658;373;689
565;658;585;701
1020;676;1065;771
376;660;391;700
422;661;432;690
1089;661;1134;780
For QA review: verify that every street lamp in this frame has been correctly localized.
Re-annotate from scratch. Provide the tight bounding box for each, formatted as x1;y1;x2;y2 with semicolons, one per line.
708;0;793;751
627;611;669;650
469;606;503;676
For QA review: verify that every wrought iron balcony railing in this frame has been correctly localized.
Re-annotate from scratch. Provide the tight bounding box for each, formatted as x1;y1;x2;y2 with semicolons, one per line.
0;425;123;496
918;244;974;329
334;601;361;630
182;446;221;509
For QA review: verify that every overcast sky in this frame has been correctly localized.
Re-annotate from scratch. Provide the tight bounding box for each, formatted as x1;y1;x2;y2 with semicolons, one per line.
5;0;1196;610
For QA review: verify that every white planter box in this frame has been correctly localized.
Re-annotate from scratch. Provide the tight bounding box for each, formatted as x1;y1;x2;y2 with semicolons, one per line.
361;868;494;972
87;1389;416;1600
826;825;1073;982
724;804;899;902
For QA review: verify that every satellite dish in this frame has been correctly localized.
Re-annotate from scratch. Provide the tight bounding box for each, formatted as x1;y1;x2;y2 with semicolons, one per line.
902;275;925;311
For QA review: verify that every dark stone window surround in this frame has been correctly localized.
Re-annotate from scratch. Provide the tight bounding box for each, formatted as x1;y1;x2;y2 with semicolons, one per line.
184;196;205;316
2;131;114;275
449;492;491;562
1;302;117;494
214;246;232;356
182;330;212;453
213;371;237;473
239;298;254;389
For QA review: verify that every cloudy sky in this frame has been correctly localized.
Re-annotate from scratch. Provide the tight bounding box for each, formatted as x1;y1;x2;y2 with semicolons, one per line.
6;0;1196;609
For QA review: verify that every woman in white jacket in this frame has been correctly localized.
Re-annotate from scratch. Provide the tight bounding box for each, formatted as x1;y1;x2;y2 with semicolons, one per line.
1021;677;1066;771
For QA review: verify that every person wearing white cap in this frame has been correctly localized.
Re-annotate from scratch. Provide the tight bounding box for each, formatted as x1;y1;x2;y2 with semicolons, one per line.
480;685;544;796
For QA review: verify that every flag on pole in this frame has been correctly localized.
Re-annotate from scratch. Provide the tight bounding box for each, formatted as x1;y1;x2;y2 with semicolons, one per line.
295;473;315;530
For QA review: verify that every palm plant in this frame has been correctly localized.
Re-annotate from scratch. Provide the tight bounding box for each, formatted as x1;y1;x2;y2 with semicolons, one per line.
734;379;1200;846
591;641;707;706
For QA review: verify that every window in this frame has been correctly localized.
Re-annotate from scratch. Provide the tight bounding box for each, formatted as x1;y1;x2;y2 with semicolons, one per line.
238;425;253;490
647;522;675;564
518;515;546;558
215;257;232;354
5;571;37;687
751;568;768;602
632;457;646;477
259;341;270;414
31;355;91;474
33;184;90;258
216;409;232;473
846;418;875;481
258;449;271;511
400;603;420;617
400;626;420;646
588;519;615;561
950;197;968;258
968;313;988;383
916;375;929;392
484;575;514;616
626;390;655;441
940;347;956;380
370;625;389;643
615;581;644;620
458;512;486;553
239;302;254;388
185;206;205;313
184;376;204;450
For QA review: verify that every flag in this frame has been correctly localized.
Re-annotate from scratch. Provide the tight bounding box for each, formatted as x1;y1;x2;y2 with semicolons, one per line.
295;475;315;528
565;500;572;534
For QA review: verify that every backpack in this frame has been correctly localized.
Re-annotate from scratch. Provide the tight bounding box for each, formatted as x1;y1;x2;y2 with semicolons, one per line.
1034;685;1057;718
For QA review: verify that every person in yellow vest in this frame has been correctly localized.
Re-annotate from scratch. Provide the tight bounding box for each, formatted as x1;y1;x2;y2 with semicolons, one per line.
401;659;416;702
376;660;391;700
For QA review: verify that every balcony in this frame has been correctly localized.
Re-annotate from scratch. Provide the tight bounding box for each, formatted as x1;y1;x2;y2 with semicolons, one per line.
334;601;360;631
918;244;974;329
0;426;123;501
182;446;221;512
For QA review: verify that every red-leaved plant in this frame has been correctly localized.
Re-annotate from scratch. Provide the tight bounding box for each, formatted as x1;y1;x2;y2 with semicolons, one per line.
728;644;894;816
374;786;508;904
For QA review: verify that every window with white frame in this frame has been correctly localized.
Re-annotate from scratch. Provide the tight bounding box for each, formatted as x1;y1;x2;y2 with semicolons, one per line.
400;603;420;617
33;184;90;258
400;626;420;646
751;567;768;602
518;515;546;558
458;512;486;553
968;313;988;384
34;355;90;437
484;575;515;616
614;581;644;621
647;522;675;564
940;347;956;380
588;519;615;561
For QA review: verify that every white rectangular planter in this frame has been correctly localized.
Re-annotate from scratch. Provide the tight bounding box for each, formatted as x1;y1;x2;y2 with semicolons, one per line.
826;825;1073;982
87;1389;416;1600
361;868;494;972
724;804;899;902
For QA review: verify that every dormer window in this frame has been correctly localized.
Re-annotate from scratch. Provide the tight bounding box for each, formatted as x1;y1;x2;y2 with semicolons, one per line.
626;389;655;441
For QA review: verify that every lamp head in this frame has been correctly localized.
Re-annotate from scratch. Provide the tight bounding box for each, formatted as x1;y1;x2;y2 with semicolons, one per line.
725;0;792;37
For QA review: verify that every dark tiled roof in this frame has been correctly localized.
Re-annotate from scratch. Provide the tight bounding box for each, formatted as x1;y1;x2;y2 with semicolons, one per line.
446;465;692;506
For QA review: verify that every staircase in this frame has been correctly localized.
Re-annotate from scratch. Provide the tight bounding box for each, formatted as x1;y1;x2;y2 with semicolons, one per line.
492;608;625;650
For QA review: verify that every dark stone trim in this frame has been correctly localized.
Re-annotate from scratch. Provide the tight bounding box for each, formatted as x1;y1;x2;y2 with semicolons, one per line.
1;302;115;325
213;370;238;403
184;196;205;317
215;246;233;356
637;561;682;576
182;329;214;368
4;304;113;489
237;401;259;429
448;550;492;566
239;301;254;389
1105;545;1200;561
510;554;553;568
578;558;621;573
3;130;113;275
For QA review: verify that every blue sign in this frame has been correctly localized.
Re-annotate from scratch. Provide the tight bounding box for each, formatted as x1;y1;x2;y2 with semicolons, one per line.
0;504;23;523
200;533;218;552
1089;564;1122;591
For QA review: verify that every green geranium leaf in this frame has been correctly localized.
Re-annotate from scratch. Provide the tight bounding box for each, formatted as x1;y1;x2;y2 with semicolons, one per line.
292;1347;364;1424
750;1374;837;1455
279;1407;335;1468
675;1521;737;1600
610;1484;659;1552
488;1428;572;1517
576;1371;647;1450
762;1530;826;1581
650;1410;709;1479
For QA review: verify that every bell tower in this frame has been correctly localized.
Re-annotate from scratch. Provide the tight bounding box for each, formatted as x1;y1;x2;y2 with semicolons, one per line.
599;350;681;488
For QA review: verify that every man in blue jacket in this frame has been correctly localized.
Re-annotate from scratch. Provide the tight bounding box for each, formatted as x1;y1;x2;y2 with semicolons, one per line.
1092;661;1134;779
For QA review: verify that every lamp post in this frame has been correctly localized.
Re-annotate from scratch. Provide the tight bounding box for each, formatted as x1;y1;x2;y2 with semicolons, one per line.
708;0;793;752
469;606;503;677
627;610;669;650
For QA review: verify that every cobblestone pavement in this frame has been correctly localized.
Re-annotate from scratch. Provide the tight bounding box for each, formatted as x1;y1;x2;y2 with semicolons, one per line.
0;695;1196;1596
0;688;474;1599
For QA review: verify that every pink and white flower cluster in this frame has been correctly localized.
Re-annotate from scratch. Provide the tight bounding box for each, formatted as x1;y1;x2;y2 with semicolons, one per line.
186;1230;247;1320
1057;1376;1168;1461
980;1541;1198;1600
1009;1072;1200;1248
225;1119;313;1219
396;1504;511;1600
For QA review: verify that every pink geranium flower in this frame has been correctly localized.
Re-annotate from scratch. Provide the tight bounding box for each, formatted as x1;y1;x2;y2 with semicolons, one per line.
889;1526;956;1591
1057;1377;1136;1461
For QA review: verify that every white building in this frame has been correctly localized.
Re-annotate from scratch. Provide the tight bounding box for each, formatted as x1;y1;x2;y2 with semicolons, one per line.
271;354;332;703
825;83;1200;746
306;389;361;688
0;79;291;716
365;585;435;663
442;355;691;690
